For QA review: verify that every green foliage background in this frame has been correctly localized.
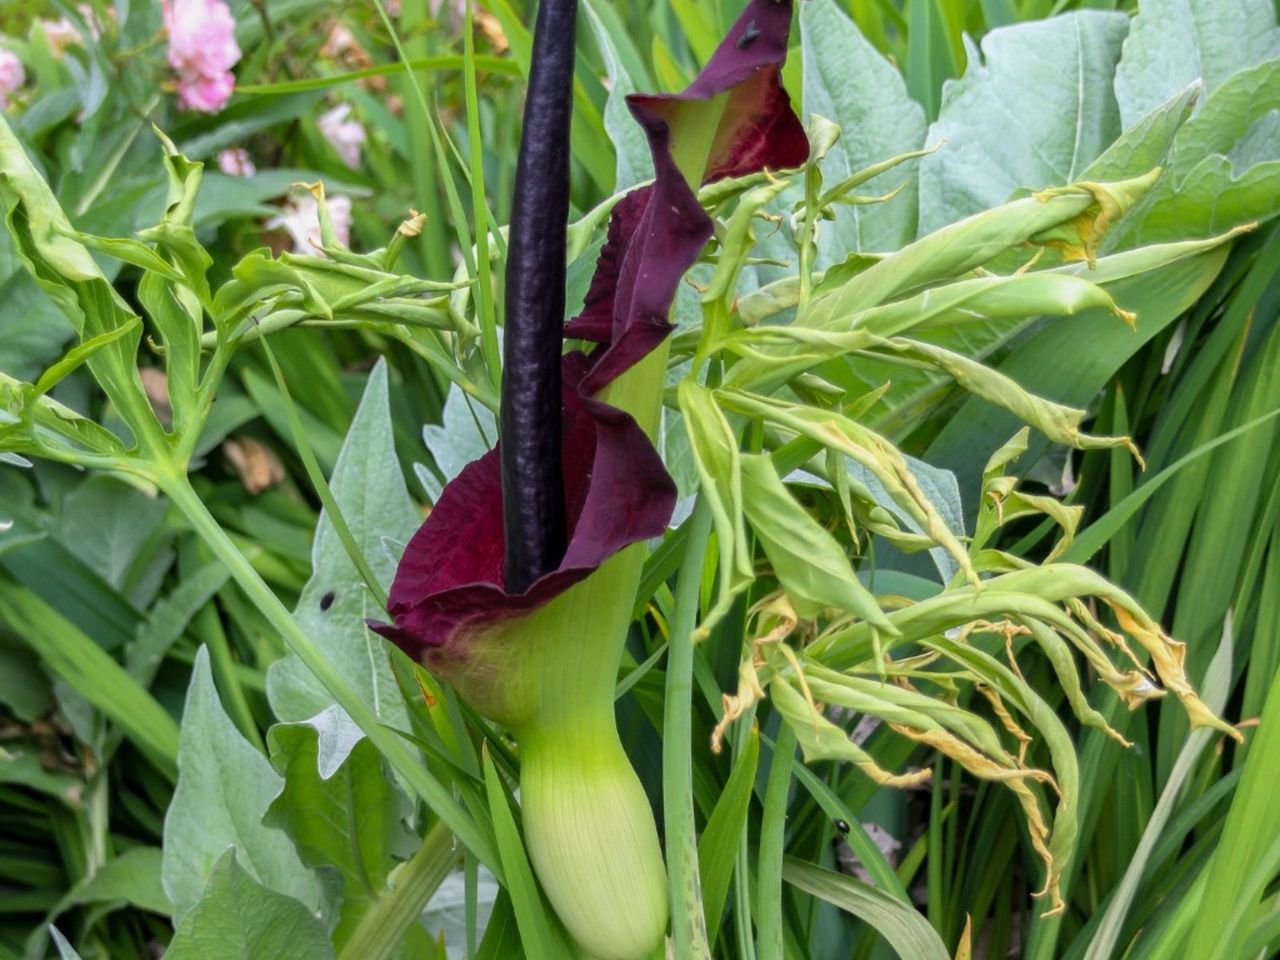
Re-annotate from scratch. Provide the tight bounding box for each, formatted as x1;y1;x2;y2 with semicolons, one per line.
0;0;1278;958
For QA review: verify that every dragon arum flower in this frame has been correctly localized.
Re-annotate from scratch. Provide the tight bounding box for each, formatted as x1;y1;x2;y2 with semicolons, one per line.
372;1;807;955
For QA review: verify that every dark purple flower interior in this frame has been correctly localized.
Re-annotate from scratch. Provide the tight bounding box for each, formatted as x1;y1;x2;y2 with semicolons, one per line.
373;0;808;662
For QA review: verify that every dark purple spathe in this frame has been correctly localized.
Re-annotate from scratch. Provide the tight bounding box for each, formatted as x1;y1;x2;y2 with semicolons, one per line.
372;0;809;667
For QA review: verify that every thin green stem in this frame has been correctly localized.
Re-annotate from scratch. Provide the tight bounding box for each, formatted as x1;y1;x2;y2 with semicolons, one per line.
257;333;388;611
338;821;458;960
758;723;796;960
464;0;502;390
162;475;502;878
733;704;760;960
664;498;714;960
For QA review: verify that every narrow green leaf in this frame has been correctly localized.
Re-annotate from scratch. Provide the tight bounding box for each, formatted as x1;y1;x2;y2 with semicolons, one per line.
481;748;572;958
698;724;760;945
783;857;950;960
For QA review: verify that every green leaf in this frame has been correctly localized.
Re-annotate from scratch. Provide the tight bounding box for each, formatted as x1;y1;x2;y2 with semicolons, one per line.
0;117;163;448
1113;0;1280;129
1081;85;1200;183
0;583;179;780
1184;628;1280;959
266;720;415;949
481;748;575;958
1083;621;1233;960
267;361;417;741
29;847;173;958
53;476;168;597
47;928;83;960
1110;58;1280;246
677;380;752;628
740;452;896;630
165;849;335;960
163;647;318;922
917;12;1130;236
925;242;1231;505
417;383;496;504
782;857;950;960
697;723;759;944
905;0;957;123
800;0;927;253
584;0;653;189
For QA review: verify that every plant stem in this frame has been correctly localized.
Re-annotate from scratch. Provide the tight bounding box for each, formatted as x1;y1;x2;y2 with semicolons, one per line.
162;475;502;878
338;821;458;960
664;498;713;959
758;723;796;960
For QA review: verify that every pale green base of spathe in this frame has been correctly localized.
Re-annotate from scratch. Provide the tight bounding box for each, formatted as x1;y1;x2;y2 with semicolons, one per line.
520;725;668;959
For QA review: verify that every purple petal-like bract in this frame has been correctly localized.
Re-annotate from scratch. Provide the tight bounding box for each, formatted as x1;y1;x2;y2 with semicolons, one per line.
373;0;807;672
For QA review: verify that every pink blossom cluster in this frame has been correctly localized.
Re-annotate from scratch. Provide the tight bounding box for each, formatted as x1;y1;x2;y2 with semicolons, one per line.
163;0;241;113
0;47;24;108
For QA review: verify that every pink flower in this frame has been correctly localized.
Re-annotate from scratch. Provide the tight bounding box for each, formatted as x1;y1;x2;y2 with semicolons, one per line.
41;18;82;55
266;192;352;256
163;0;240;113
217;147;255;177
318;103;366;169
0;48;24;108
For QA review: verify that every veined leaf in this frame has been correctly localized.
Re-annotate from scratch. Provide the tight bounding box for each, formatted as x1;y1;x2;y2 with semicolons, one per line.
267;361;417;757
163;647;318;922
800;0;927;254
1110;58;1280;246
266;721;415;950
1113;0;1280;129
164;850;334;960
917;12;1130;236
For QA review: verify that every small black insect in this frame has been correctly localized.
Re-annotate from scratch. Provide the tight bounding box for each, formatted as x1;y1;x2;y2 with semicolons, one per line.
319;590;336;612
834;819;850;835
737;20;760;48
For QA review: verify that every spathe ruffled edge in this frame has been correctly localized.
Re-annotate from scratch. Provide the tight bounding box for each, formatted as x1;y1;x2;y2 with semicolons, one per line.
372;0;807;661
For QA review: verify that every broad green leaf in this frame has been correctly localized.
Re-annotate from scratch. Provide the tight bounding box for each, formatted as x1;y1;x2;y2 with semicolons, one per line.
1081;84;1200;183
782;857;950;960
267;360;417;746
917;12;1130;236
266;720;415;949
800;0;927;253
53;476;168;599
417;382;496;504
584;0;653;189
163;647;318;922
165;850;334;960
1110;58;1280;246
1113;0;1280;129
739;452;896;630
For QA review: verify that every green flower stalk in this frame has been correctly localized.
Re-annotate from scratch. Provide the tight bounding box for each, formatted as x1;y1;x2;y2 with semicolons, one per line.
373;1;808;955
